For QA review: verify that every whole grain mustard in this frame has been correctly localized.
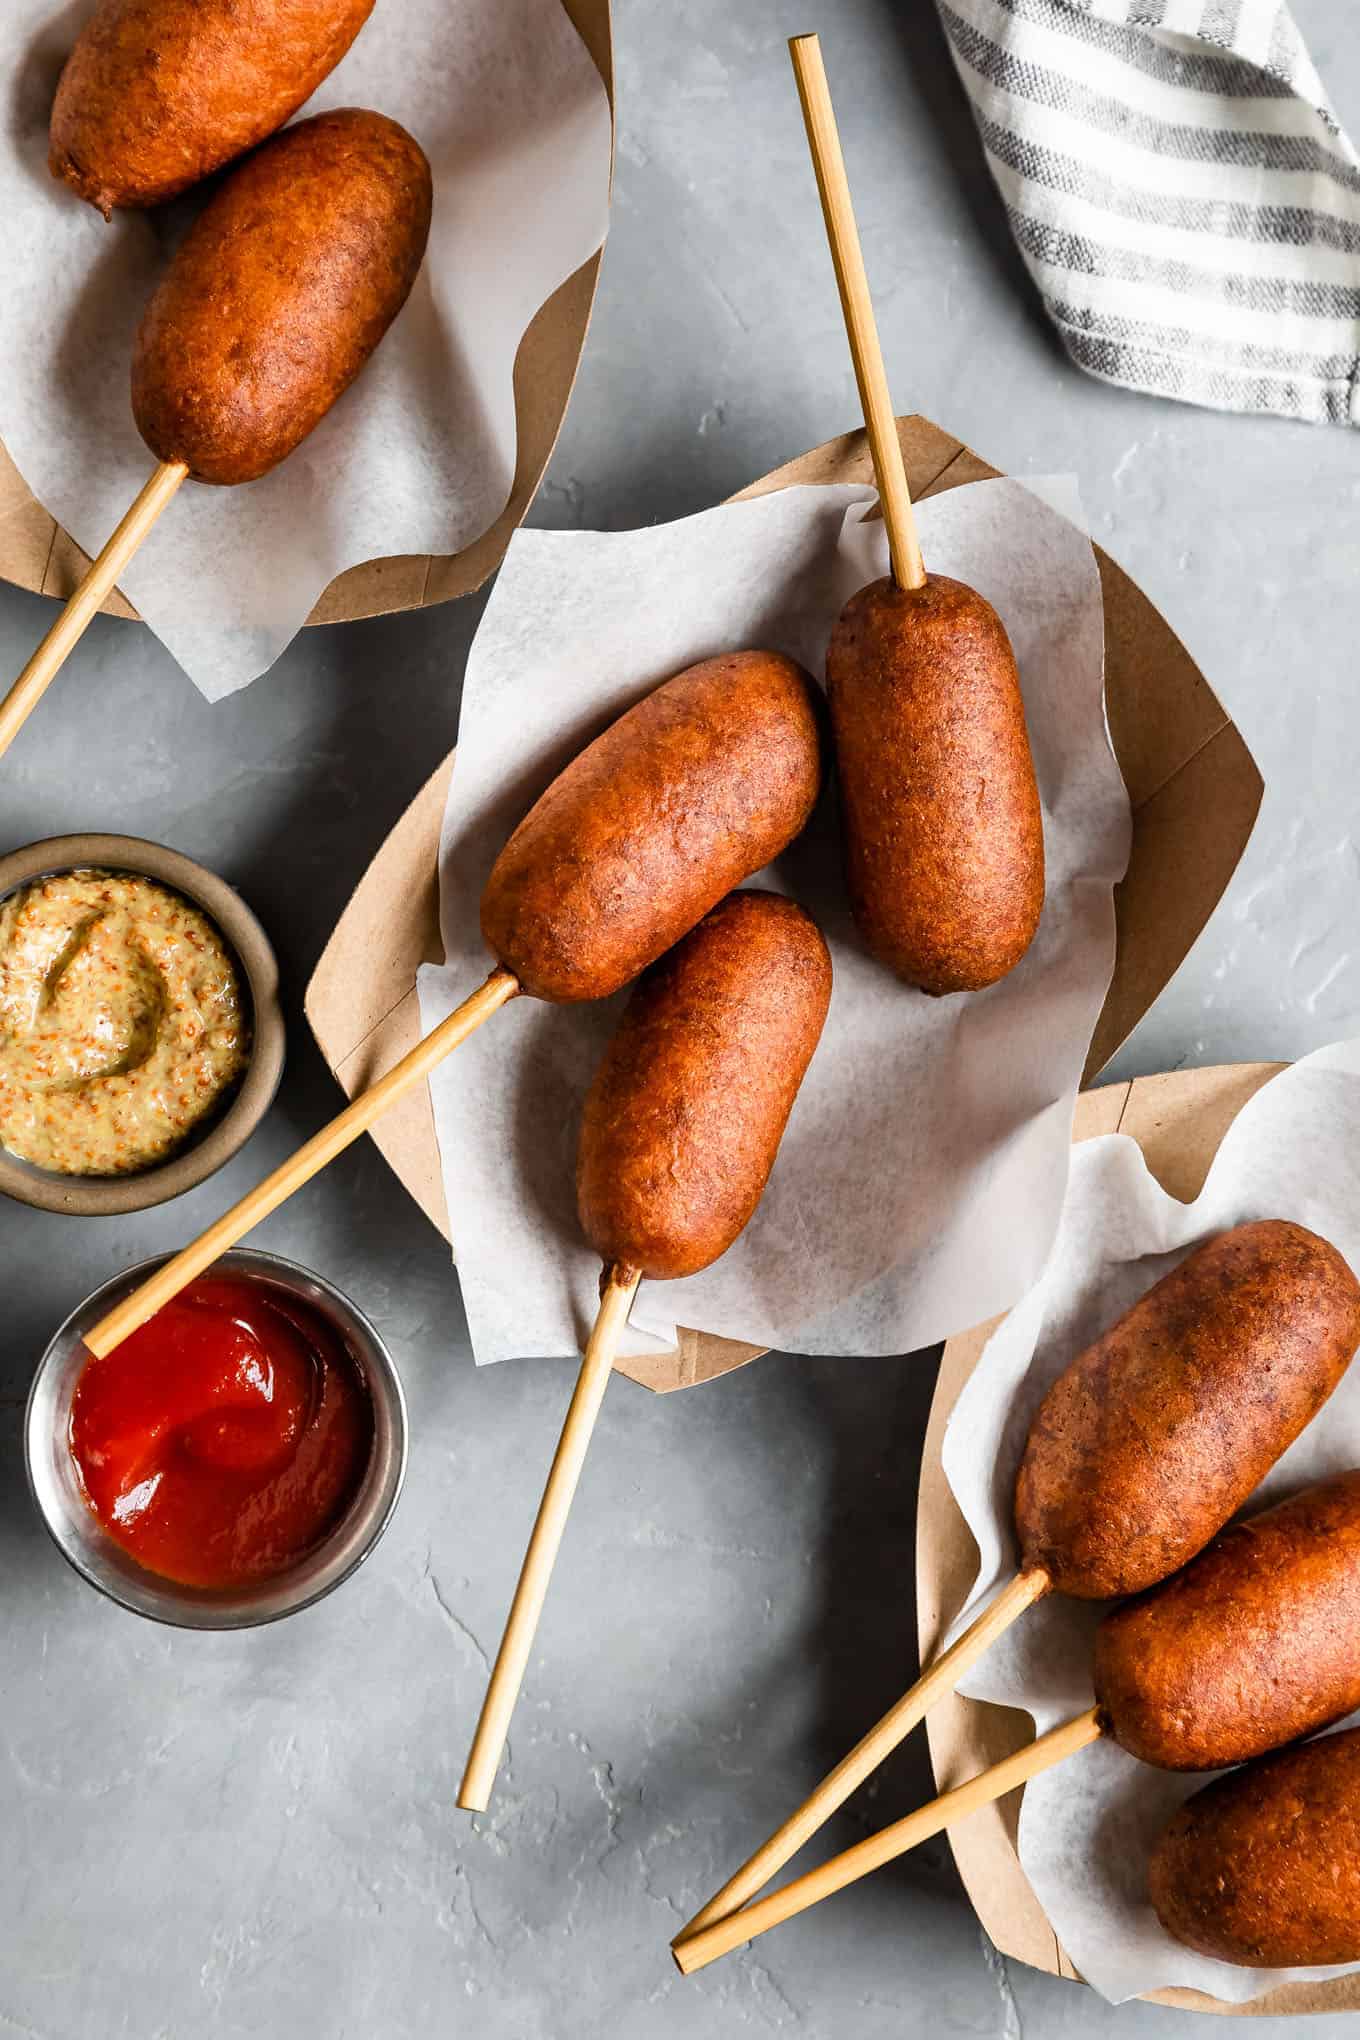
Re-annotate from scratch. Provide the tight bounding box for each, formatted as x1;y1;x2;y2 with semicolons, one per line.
0;870;249;1176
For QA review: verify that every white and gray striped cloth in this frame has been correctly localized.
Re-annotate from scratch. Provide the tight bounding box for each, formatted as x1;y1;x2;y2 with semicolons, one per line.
938;0;1360;424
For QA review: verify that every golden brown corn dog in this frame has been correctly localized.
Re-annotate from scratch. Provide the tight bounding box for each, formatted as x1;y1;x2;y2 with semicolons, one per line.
49;0;376;217
577;891;832;1278
482;654;825;1003
131;109;431;486
1015;1221;1360;1600
824;574;1044;993
1095;1469;1360;1769
1150;1726;1360;1966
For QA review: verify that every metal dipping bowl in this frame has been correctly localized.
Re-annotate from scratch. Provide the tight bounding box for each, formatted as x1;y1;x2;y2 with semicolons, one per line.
25;1249;408;1630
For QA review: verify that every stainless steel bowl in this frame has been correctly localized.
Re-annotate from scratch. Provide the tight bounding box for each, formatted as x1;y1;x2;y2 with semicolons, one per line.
25;1249;408;1630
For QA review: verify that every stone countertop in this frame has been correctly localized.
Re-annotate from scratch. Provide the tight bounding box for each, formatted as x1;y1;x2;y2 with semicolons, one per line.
2;1;1358;2034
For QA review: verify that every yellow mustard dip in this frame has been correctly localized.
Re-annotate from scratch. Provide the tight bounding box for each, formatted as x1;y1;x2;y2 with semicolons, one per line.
0;870;249;1177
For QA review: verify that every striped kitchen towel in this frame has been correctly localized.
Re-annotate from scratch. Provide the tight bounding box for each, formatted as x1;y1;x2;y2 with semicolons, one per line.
938;0;1360;424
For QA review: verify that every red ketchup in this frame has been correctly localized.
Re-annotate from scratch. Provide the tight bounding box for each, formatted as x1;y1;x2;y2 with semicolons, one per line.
70;1276;373;1589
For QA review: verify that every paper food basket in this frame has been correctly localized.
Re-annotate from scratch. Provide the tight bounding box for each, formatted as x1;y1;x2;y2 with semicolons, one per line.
306;413;1264;1395
0;0;613;632
913;1060;1360;2017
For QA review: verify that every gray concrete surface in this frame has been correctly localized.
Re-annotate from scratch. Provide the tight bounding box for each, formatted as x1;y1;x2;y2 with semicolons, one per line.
3;1;1358;2033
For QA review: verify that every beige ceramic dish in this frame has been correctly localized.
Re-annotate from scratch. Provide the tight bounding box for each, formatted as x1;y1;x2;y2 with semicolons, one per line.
0;833;284;1216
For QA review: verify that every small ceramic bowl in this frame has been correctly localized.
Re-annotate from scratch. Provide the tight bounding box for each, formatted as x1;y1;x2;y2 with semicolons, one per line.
26;1249;408;1630
0;833;285;1215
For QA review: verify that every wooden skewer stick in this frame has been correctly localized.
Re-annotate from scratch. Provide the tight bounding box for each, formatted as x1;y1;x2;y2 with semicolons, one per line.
459;1261;644;1813
0;461;188;764
789;34;925;593
84;964;520;1360
673;1705;1103;1976
676;1565;1050;1939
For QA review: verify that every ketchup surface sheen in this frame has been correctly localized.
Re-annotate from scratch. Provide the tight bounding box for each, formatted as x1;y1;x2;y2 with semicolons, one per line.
70;1276;373;1589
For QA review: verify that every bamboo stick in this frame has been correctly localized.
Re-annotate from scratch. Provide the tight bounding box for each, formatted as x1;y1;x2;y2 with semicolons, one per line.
678;1566;1050;1937
789;35;924;591
459;1263;643;1812
673;1706;1104;1974
85;965;520;1358
0;462;188;762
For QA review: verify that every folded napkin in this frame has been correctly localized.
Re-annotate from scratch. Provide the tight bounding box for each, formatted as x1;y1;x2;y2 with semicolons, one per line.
940;0;1360;424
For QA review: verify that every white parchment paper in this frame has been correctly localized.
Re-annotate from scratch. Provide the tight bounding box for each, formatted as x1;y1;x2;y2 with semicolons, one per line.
1;0;612;696
943;1042;1360;2006
416;478;1131;1367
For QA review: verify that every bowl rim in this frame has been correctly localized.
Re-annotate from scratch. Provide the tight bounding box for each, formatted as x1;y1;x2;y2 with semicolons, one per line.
0;833;285;1215
24;1247;409;1630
